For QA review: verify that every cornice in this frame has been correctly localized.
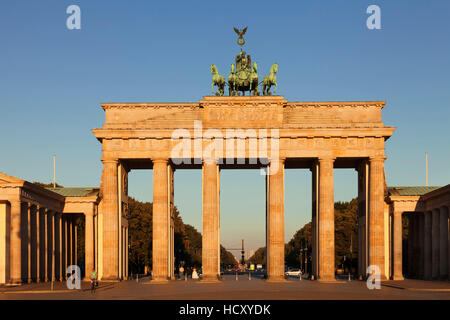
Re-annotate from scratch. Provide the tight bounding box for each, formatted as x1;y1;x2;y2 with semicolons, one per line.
22;182;66;203
100;100;386;110
101;103;201;111
92;127;396;140
285;101;386;109
64;196;99;204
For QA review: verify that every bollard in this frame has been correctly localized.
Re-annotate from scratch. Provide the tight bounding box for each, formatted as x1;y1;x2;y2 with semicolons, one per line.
348;272;351;281
235;271;238;281
136;274;139;283
185;273;187;282
248;271;251;280
299;272;302;281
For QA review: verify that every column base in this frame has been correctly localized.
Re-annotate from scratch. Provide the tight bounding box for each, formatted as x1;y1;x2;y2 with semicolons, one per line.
100;277;121;282
149;276;170;284
266;275;286;282
317;275;336;282
8;278;24;286
200;274;221;282
151;275;170;282
392;275;404;281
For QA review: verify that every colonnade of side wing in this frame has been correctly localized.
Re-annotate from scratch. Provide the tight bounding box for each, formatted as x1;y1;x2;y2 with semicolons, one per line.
0;200;81;284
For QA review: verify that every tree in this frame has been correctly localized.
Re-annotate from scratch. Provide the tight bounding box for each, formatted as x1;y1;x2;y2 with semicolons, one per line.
127;198;153;274
127;197;235;273
221;245;238;266
247;247;266;265
334;198;358;269
284;198;359;272
285;222;312;268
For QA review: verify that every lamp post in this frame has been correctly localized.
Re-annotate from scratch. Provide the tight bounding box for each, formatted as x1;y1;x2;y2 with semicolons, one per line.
299;239;308;280
349;231;353;281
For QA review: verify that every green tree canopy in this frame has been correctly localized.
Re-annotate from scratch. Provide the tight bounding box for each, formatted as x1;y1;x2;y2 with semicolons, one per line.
249;198;360;271
127;197;236;273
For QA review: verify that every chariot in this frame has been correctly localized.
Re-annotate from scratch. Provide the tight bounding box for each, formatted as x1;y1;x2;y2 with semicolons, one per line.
210;27;278;97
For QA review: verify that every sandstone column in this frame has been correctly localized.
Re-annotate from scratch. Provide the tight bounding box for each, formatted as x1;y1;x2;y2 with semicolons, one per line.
36;206;40;282
27;203;32;283
122;226;125;280
448;207;450;281
47;211;54;282
318;157;335;281
368;156;386;279
101;159;119;280
152;158;170;281
423;211;432;280
357;161;369;279
43;209;48;282
72;218;77;266
311;161;319;279
392;209;404;280
9;200;22;284
75;225;78;266
267;158;285;281
94;211;98;273
169;166;175;280
57;212;63;281
125;226;129;279
0;201;10;284
202;159;221;281
85;208;95;278
67;216;72;268
432;208;440;279
439;206;448;279
61;214;66;280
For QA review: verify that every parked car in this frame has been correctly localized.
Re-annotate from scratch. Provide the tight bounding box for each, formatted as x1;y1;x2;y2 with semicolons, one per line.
285;269;301;276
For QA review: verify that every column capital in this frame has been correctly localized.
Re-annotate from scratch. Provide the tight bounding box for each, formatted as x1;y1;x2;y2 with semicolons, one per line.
393;210;404;217
202;157;219;165
84;209;95;217
152;158;169;164
101;158;119;164
369;155;387;162
269;157;285;163
318;156;336;162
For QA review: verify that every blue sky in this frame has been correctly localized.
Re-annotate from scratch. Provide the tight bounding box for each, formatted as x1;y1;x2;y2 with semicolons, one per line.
1;1;449;252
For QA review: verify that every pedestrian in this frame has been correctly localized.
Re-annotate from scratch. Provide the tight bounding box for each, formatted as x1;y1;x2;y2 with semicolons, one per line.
192;267;199;279
179;265;184;279
90;268;98;293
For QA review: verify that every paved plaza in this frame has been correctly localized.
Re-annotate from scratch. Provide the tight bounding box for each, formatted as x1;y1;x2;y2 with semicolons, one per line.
1;275;449;300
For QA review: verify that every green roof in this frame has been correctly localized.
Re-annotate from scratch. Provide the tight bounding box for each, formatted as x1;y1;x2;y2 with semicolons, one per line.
387;186;442;196
46;187;99;197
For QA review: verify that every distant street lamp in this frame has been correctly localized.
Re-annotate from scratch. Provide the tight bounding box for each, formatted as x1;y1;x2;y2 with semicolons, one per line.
299;239;308;279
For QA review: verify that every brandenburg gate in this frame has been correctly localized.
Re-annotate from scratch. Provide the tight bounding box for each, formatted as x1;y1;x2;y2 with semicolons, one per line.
92;95;395;281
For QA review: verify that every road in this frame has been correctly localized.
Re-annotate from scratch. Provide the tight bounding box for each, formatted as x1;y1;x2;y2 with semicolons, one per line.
1;275;450;300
